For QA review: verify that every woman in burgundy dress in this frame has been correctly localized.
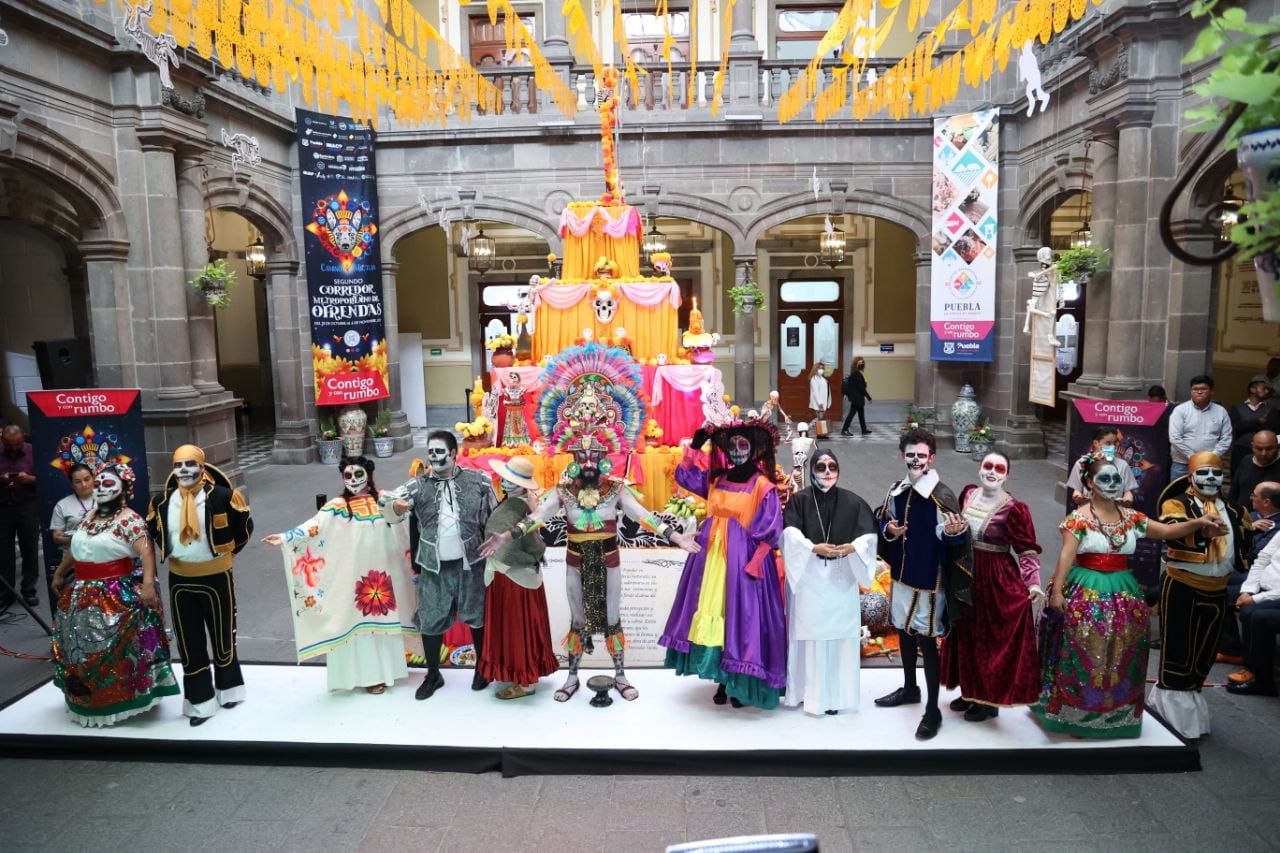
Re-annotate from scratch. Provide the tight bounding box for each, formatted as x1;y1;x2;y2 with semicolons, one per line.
942;451;1044;721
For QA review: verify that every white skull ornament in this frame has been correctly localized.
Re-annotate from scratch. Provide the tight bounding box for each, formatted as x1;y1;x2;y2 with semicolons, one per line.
593;289;618;324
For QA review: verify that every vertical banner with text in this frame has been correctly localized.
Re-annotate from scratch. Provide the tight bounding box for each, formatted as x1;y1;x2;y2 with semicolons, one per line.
26;390;150;585
296;108;391;406
1067;399;1172;590
930;110;999;362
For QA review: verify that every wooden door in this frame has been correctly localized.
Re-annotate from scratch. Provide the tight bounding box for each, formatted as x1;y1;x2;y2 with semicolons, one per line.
776;278;844;422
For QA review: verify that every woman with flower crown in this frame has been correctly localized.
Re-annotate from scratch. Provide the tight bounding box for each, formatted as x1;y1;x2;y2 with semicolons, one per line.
50;462;179;726
1034;452;1227;738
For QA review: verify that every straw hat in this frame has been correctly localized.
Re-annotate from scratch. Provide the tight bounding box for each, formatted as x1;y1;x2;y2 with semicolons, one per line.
489;456;540;491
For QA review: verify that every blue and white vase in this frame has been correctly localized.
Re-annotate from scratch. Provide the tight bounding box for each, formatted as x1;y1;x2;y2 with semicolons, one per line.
1238;127;1280;322
951;384;980;453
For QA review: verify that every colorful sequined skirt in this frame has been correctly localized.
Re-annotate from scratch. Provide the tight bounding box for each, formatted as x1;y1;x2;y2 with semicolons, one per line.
1032;566;1150;739
52;578;180;727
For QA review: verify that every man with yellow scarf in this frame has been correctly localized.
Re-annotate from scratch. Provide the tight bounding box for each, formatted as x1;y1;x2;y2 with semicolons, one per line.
147;445;253;726
1150;450;1252;738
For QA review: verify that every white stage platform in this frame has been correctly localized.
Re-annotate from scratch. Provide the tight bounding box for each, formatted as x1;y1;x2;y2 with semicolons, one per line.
0;664;1197;775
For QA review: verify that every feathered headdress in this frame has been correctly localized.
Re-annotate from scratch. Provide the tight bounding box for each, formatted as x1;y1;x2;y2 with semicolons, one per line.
535;344;647;455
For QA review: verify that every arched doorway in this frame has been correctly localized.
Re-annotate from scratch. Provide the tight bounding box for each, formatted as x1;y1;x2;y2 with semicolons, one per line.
758;213;917;424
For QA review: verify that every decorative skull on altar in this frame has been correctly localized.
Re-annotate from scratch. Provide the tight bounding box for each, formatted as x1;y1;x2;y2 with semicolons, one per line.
593;289;619;324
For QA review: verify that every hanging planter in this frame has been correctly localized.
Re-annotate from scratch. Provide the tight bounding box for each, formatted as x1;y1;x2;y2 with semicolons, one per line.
189;258;237;310
1053;245;1111;287
728;281;766;316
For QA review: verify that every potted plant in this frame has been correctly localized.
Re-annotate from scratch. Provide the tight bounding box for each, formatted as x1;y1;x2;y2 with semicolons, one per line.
902;404;937;433
1054;245;1112;285
486;333;517;367
189;258;237;309
316;418;343;465
968;422;996;460
454;416;493;453
371;411;394;458
728;281;767;316
1184;0;1280;319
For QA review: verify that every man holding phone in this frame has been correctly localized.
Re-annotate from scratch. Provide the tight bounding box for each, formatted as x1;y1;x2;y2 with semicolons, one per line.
0;425;40;609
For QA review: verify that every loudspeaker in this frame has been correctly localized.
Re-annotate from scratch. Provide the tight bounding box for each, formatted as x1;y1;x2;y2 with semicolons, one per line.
31;339;93;389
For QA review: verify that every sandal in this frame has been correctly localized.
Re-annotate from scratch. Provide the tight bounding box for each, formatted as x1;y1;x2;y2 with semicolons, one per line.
496;684;536;700
366;684;386;695
614;676;639;701
554;678;580;702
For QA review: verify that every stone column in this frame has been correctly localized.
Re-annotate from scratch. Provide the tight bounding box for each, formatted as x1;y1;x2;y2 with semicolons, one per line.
79;238;135;389
912;250;935;408
136;126;199;401
725;0;762;118
381;261;413;450
175;147;225;395
542;0;571;61
1099;114;1153;395
733;254;758;408
1069;133;1117;393
1006;245;1047;459
730;0;757;50
264;259;313;463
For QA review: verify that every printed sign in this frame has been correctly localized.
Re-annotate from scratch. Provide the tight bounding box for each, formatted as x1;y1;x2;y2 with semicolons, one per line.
931;110;999;361
296;108;390;406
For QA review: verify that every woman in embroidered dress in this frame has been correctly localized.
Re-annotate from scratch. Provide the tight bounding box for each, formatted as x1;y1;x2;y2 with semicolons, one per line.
1034;454;1226;738
942;452;1043;722
50;463;179;726
659;418;787;709
499;371;532;449
264;457;414;694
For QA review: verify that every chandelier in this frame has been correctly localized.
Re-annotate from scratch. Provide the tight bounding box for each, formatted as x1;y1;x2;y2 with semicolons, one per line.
467;225;496;274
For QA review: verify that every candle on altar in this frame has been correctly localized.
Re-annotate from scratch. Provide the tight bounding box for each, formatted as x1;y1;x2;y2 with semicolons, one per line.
689;296;705;334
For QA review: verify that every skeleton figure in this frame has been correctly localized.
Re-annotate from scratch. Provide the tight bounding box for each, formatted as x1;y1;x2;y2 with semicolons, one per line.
790;422;816;492
510;284;538;335
593;289;619;324
1018;42;1051;117
123;0;179;90
1024;246;1061;347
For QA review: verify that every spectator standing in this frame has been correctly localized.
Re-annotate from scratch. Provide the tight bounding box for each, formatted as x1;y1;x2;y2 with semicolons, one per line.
840;357;873;436
0;425;40;609
1229;430;1280;505
48;462;97;616
1266;357;1280;398
808;362;831;437
1148;385;1168;404
1168;375;1231;481
1219;481;1280;663
1229;377;1280;475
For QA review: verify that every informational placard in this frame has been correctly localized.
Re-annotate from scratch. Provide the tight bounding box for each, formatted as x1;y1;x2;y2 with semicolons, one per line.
930;109;999;362
296;108;390;406
26;389;150;596
1067;399;1172;590
542;546;686;667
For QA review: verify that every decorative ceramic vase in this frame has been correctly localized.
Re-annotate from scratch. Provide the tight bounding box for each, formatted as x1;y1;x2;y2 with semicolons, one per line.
491;348;515;368
951;384;980;453
970;440;993;460
316;439;344;465
337;405;367;457
373;435;395;458
1238;127;1280;322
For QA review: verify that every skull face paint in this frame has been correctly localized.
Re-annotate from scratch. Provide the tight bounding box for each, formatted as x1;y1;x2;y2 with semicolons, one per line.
979;453;1008;491
94;471;123;507
728;434;752;466
593;290;618;323
426;439;456;477
813;455;839;491
1091;463;1125;501
1192;465;1224;497
903;442;933;483
173;458;203;488
343;465;369;495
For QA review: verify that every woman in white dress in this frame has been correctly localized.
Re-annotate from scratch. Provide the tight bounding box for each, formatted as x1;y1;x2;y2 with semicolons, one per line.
265;456;414;694
780;449;878;714
808;362;832;435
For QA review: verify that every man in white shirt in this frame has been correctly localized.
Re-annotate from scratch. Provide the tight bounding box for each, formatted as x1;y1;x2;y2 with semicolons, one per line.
1226;528;1280;696
1168;374;1232;481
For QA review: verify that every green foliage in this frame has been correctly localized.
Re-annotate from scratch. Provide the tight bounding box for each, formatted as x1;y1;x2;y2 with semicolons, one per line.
1231;192;1280;260
373;410;391;437
189;258;237;310
728;281;766;316
1054;246;1112;282
317;418;339;441
968;422;995;443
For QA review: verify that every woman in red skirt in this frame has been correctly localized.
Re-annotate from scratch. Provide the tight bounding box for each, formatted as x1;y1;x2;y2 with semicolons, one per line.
942;451;1043;721
477;457;559;699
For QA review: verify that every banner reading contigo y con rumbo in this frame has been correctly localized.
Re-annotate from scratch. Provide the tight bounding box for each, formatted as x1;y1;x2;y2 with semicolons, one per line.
26;389;150;606
296;108;390;406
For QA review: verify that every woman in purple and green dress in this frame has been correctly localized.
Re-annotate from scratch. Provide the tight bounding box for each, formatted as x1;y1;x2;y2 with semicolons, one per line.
659;419;787;710
1034;454;1225;738
50;463;179;726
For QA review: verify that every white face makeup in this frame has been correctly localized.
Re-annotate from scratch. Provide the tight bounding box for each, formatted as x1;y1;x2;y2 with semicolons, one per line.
426;440;455;476
813;456;839;491
1192;465;1224;497
94;472;123;506
343;465;369;494
1091;463;1125;501
728;435;752;466
173;458;203;487
978;453;1008;491
903;442;933;483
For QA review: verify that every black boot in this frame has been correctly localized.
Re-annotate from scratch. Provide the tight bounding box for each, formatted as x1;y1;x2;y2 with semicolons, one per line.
470;626;489;690
416;634;445;700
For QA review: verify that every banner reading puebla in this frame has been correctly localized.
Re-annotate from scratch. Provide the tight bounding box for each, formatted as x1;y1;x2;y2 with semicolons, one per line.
296;108;390;406
930;109;999;362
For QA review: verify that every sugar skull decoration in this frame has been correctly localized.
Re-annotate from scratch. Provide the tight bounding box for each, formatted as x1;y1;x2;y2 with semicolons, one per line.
593;288;619;324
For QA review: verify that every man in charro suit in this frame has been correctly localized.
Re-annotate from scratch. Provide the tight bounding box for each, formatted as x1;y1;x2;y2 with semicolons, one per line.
147;445;253;726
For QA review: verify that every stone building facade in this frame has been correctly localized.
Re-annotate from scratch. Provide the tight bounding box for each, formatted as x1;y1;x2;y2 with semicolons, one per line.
0;0;1272;482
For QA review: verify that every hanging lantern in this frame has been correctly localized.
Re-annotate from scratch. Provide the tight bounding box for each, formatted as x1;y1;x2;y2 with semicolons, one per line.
643;219;667;270
819;226;846;268
244;234;267;278
1070;222;1093;249
467;226;496;274
1216;188;1244;242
